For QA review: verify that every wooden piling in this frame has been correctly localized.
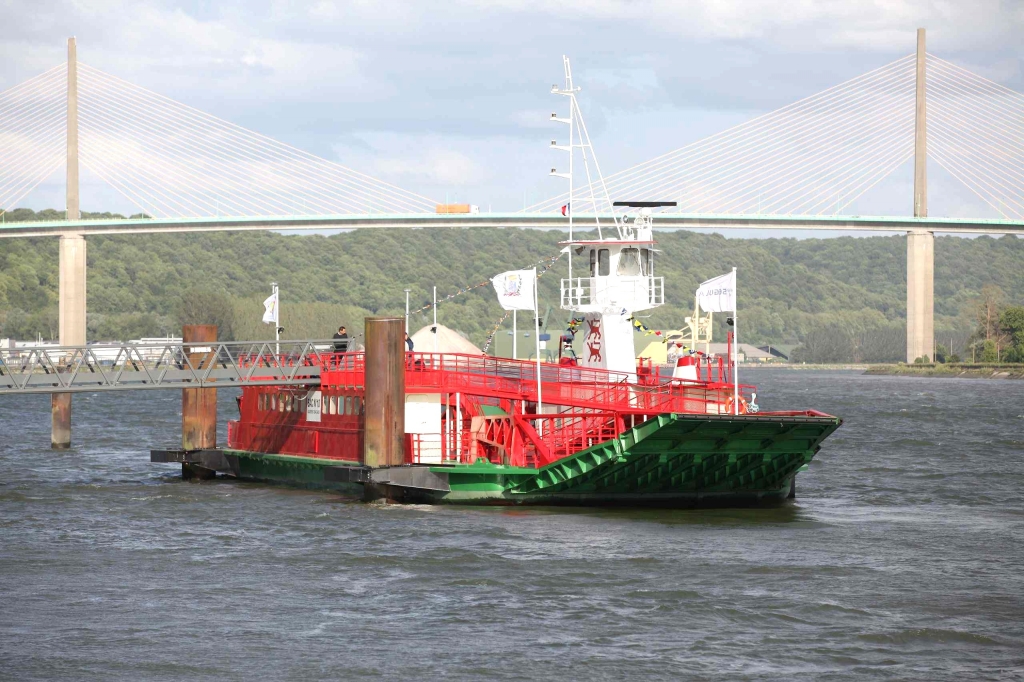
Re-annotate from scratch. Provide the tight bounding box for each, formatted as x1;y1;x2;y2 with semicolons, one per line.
363;317;405;468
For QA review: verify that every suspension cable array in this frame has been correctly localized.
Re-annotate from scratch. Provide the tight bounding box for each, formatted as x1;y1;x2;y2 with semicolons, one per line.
74;64;437;218
527;55;921;216
927;55;1024;220
1;52;1023;221
0;64;67;216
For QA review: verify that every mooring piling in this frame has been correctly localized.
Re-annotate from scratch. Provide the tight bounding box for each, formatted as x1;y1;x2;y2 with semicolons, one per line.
181;324;218;479
362;317;405;469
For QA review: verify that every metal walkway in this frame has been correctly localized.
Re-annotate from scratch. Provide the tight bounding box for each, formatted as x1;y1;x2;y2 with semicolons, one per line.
0;340;331;395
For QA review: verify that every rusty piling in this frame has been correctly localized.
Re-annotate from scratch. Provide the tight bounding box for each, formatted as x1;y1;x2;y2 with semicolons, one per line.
362;317;405;469
181;325;217;478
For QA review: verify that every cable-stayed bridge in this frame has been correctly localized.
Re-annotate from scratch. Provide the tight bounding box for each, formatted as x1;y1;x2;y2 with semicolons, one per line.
2;31;1024;447
3;35;1024;227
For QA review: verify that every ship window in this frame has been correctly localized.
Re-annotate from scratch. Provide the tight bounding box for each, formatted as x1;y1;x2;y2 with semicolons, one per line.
328;395;337;415
641;248;652;275
277;394;284;412
618;248;641;276
598;249;610;276
353;397;362;415
285;395;293;412
589;249;596;276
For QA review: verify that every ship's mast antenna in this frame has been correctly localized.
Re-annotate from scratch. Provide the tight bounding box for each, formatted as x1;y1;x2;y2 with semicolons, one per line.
550;56;623;241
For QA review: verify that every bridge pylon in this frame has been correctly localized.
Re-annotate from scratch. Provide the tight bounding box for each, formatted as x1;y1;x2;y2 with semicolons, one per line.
906;28;934;363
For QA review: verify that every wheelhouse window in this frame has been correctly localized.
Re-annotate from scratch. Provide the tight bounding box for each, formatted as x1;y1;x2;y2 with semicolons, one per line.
641;248;652;275
589;249;597;276
598;249;610;276
617;248;641;276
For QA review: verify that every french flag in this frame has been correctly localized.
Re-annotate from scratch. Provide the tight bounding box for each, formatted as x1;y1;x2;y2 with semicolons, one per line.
561;203;570;216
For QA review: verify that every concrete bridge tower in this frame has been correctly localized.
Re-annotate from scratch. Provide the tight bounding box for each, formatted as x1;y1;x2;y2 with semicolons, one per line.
907;28;934;363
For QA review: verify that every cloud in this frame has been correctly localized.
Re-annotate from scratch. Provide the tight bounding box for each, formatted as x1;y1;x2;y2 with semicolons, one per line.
338;136;489;187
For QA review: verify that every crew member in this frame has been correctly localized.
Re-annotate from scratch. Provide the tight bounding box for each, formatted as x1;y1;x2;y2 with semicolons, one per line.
332;326;349;353
405;333;414;352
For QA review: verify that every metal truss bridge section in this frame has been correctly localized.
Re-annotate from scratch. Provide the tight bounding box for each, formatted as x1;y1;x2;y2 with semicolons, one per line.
0;340;331;395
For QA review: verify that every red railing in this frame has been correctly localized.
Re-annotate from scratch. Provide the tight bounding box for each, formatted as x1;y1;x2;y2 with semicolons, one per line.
263;351;762;469
321;351;755;415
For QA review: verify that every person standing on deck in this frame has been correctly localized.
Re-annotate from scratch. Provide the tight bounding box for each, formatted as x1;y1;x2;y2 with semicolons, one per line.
332;326;349;353
405;333;414;352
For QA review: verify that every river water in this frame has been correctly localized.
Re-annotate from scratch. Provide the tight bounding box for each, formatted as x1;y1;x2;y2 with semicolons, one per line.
1;370;1022;680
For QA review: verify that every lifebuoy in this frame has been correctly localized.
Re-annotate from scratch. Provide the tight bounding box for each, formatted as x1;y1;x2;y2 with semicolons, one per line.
725;396;748;415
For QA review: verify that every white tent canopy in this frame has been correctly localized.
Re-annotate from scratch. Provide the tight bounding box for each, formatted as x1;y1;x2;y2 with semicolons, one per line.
410;324;483;355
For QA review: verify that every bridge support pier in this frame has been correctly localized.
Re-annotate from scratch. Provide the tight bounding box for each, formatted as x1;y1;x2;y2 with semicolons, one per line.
906;230;934;362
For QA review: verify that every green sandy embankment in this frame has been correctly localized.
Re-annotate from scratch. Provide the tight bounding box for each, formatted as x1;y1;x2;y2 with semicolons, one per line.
863;363;1024;379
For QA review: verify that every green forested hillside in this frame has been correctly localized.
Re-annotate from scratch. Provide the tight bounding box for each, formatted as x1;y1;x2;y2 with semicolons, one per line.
1;209;1022;361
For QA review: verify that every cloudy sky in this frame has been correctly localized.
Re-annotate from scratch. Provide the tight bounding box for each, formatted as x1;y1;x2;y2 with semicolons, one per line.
2;0;1022;223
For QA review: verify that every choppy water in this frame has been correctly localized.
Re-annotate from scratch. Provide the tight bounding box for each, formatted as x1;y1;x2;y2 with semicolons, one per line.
1;370;1023;681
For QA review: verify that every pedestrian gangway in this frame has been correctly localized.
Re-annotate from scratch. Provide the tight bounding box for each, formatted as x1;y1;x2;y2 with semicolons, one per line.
0;340;334;395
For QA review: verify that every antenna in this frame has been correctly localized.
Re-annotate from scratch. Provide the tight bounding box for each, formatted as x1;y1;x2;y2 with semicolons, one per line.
549;56;623;240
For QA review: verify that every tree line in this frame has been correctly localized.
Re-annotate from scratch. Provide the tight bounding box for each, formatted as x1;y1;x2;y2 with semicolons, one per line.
2;208;1023;362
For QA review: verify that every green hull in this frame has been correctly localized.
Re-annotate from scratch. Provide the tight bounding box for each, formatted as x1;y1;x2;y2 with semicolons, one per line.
216;412;841;508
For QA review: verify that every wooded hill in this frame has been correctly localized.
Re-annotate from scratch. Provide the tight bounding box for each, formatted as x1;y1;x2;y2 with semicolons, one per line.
1;208;1022;361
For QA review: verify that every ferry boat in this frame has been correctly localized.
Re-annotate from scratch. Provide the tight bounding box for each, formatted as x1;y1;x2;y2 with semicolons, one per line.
215;58;842;507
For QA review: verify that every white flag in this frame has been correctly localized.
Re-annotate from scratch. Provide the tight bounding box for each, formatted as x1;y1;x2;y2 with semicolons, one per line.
697;270;736;313
491;269;537;311
262;292;278;324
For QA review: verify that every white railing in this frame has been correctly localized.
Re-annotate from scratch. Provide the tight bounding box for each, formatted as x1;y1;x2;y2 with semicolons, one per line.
560;276;664;310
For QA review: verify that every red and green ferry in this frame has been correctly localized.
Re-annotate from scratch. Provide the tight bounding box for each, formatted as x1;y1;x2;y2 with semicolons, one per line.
221;349;840;506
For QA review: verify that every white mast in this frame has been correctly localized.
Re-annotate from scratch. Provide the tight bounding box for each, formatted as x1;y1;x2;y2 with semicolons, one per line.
550;56;624;242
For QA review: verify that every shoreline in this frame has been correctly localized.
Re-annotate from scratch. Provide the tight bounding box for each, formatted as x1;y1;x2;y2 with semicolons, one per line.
863;363;1024;379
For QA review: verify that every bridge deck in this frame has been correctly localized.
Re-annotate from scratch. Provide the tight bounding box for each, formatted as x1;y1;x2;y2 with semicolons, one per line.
1;212;1023;238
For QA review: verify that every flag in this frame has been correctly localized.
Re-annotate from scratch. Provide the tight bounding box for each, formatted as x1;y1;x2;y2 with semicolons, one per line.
491;269;537;311
561;203;570;216
262;292;278;324
697;270;736;313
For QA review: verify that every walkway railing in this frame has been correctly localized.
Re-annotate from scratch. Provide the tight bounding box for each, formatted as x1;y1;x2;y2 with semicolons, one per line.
0;340;333;395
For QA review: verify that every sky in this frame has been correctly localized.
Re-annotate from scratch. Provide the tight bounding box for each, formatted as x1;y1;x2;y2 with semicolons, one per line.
1;0;1022;233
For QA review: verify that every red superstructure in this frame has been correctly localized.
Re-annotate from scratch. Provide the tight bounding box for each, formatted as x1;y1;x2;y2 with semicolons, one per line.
227;352;755;469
